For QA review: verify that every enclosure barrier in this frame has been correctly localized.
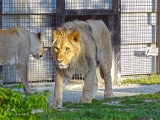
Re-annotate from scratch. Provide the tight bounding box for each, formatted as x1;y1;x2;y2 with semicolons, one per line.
0;0;121;85
0;0;158;85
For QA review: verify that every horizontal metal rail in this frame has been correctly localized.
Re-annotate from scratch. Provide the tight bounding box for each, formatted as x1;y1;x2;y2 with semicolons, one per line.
65;9;117;16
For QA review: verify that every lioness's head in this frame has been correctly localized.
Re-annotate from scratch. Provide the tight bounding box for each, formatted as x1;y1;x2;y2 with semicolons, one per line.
51;29;81;69
32;32;45;59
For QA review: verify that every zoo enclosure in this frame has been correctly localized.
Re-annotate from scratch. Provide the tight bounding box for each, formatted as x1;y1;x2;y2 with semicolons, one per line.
0;0;158;85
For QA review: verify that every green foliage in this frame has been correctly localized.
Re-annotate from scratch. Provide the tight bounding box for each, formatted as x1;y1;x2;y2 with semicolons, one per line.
0;84;50;120
121;74;160;85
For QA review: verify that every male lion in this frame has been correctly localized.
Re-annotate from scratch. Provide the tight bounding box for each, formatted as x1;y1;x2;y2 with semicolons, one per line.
0;26;44;94
50;19;113;108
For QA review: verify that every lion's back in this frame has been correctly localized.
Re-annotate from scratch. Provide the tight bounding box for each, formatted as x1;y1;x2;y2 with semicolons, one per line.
86;20;112;64
0;27;29;65
0;26;28;43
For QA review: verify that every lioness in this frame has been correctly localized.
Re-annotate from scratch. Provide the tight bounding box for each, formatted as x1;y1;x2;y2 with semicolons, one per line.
50;19;113;108
0;26;44;94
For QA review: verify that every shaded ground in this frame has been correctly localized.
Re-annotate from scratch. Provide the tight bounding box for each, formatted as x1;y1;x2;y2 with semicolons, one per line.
27;80;160;103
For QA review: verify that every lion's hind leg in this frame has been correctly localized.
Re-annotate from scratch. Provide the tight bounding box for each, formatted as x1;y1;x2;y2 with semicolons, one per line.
100;65;114;98
16;62;34;94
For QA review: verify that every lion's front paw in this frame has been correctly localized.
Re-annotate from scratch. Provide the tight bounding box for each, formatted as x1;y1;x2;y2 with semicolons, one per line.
104;91;114;98
80;96;92;103
48;101;62;109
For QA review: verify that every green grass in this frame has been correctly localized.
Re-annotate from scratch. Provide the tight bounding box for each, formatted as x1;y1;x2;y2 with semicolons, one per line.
36;91;160;120
121;74;160;85
1;75;159;119
35;74;160;119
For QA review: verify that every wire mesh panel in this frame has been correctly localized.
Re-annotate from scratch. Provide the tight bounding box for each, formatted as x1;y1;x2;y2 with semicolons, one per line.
121;0;157;76
157;1;160;74
3;0;56;14
65;0;113;9
1;0;56;84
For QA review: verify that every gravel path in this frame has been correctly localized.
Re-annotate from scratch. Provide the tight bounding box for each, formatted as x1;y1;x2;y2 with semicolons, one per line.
32;80;160;103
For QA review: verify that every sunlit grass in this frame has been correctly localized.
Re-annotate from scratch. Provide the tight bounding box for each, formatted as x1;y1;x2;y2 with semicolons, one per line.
37;91;160;120
35;74;160;119
121;74;160;85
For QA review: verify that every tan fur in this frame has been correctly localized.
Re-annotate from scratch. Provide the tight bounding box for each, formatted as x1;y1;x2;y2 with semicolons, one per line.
0;26;44;93
50;20;113;108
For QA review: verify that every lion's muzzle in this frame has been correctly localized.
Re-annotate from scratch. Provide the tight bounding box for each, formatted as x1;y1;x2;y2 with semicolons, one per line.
56;56;69;69
32;52;44;59
57;61;69;69
33;48;45;59
33;54;43;59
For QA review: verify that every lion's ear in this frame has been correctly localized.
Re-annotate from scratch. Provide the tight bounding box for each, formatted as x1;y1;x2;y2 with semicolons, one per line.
37;32;44;39
53;30;61;38
70;31;80;42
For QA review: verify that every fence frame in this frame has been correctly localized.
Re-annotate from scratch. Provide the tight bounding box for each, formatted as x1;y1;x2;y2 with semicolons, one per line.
156;0;160;74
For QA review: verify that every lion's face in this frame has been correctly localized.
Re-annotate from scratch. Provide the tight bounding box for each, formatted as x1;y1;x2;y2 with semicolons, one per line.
51;30;81;69
32;32;45;59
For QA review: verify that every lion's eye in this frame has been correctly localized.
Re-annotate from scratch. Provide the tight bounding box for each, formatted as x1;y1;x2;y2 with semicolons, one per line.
54;47;59;52
65;47;70;52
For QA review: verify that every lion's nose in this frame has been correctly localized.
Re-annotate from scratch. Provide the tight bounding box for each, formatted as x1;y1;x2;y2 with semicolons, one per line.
58;59;64;63
40;55;43;57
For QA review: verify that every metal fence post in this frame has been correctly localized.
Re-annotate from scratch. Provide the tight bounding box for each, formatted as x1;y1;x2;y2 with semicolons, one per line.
156;0;160;74
56;0;65;27
112;0;121;84
0;0;2;82
0;0;2;29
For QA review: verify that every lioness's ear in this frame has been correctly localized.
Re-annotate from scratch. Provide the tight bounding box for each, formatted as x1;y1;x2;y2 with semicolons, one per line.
70;31;80;42
37;32;44;39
